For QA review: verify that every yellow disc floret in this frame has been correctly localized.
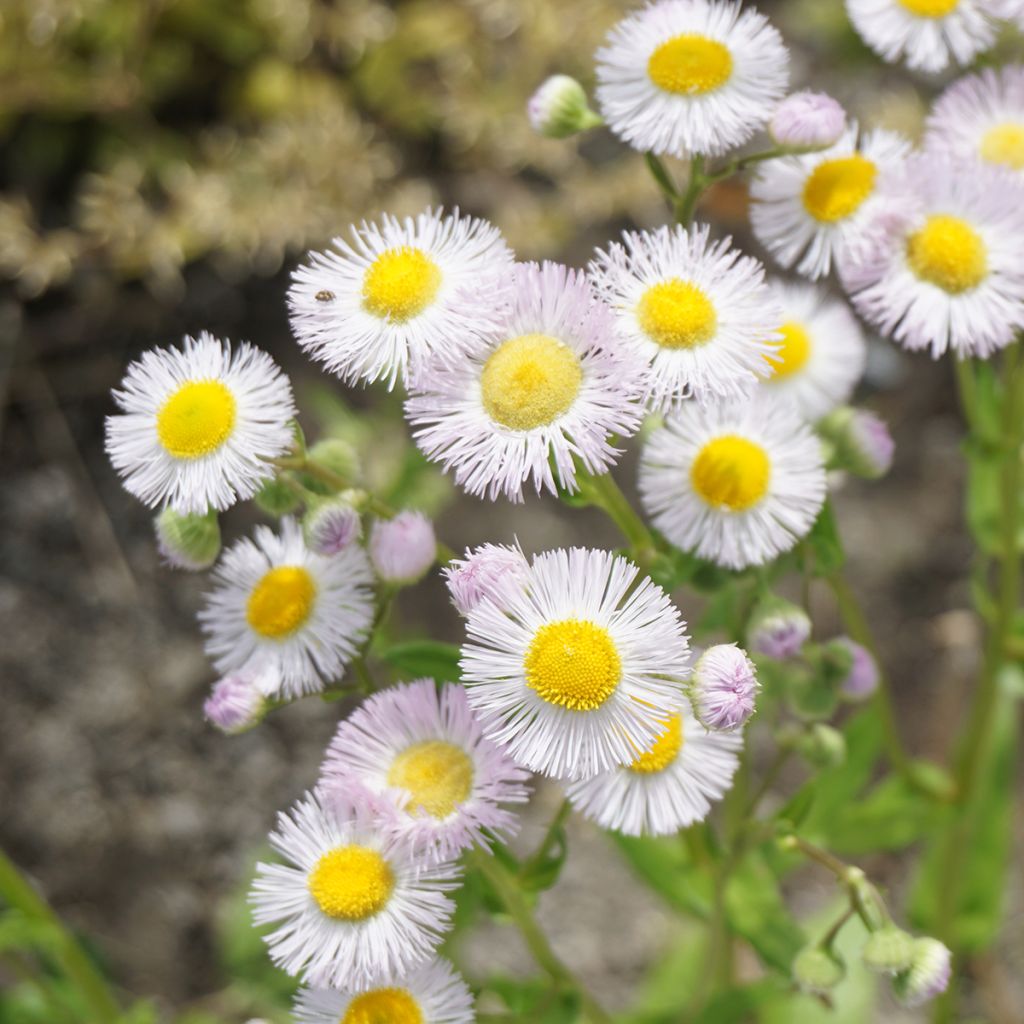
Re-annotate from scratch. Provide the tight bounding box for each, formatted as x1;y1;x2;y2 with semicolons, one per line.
802;156;877;223
637;279;718;350
307;845;394;921
628;714;684;774
691;435;771;511
980;123;1024;171
906;214;988;294
342;988;425;1024
387;740;474;819
246;566;317;638
480;333;583;431
525;619;622;711
156;380;236;459
647;34;733;95
362;246;442;322
764;321;812;379
898;0;958;15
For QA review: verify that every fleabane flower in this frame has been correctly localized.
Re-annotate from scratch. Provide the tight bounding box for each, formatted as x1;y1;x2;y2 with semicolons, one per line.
926;66;1024;175
639;398;826;570
320;680;530;861
758;280;867;423
369;511;437;584
405;261;645;502
839;152;1024;359
250;790;460;990
105;333;295;514
288;208;513;389
460;548;691;779
293;958;474;1024
200;517;374;698
594;0;789;157
845;0;1000;75
565;699;741;836
203;671;269;734
691;643;759;731
443;543;530;617
528;75;603;138
747;596;812;659
589;224;782;408
770;91;847;148
893;938;952;1007
750;126;911;280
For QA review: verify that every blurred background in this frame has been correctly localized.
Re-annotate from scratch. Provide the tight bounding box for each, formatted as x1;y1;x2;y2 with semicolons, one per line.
2;0;1022;1021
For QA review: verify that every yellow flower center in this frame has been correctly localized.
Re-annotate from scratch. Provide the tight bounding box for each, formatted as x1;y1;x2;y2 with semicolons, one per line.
647;34;733;95
156;380;236;459
246;566;317;638
524;619;621;712
764;321;812;380
802;155;877;223
362;246;442;322
387;740;474;819
342;987;424;1024
307;845;394;921
637;279;717;350
480;333;583;431
691;435;771;511
628;713;684;774
980;123;1024;171
898;0;958;15
905;215;988;294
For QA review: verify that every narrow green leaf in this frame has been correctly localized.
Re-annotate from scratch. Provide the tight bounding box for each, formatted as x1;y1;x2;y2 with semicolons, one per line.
380;641;462;682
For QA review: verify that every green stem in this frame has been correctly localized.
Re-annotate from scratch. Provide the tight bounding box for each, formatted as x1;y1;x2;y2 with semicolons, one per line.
522;799;571;875
0;848;120;1023
470;851;612;1024
582;470;659;568
674;155;706;226
644;152;679;205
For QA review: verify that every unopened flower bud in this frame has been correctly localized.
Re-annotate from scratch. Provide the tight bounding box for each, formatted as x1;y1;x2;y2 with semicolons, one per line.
443;543;530;617
255;475;301;516
369;510;436;584
798;723;847;768
819;407;895;480
204;672;268;734
770;91;846;148
527;75;602;138
155;507;220;571
747;596;811;659
307;437;359;484
793;946;845;995
691;644;759;731
862;926;915;975
892;938;952;1008
827;636;879;700
304;496;362;556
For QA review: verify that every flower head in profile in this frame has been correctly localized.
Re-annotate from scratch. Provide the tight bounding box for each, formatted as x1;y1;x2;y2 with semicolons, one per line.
892;938;952;1008
595;0;789;157
528;75;603;138
369;511;437;584
460;547;691;779
747;596;812;659
691;644;759;731
288;208;513;389
106;333;295;514
200;517;374;698
770;91;847;148
443;543;530;617
203;670;270;734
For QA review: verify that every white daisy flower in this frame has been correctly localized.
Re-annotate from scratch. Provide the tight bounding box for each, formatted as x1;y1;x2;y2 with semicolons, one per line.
757;279;867;422
594;0;789;157
845;0;1000;75
320;679;530;862
288;208;514;389
105;332;295;515
405;261;645;502
839;152;1024;358
460;548;691;780
293;958;474;1024
750;126;911;280
566;699;741;836
639;397;826;570
199;517;374;698
588;224;782;408
250;790;460;990
926;65;1024;175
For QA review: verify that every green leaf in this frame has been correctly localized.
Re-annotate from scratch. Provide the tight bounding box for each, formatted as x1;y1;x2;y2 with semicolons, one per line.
519;829;569;895
619;926;709;1023
805;502;845;577
610;833;711;919
380;641;462;682
485;976;580;1023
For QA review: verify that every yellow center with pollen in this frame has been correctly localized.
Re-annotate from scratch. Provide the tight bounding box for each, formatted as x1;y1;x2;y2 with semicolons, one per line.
980;123;1024;170
629;714;684;774
387;740;474;819
906;215;988;294
307;845;394;921
480;333;583;431
156;380;236;459
362;246;442;322
647;34;733;95
525;619;622;711
342;987;424;1024
765;321;812;379
637;279;717;349
691;435;771;511
246;566;317;638
898;0;958;15
802;155;877;223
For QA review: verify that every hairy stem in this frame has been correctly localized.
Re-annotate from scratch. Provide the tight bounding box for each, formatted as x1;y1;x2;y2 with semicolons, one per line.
582;470;659;569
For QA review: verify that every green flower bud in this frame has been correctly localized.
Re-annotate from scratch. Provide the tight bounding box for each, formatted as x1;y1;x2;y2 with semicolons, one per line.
527;75;603;139
862;926;915;975
818;407;894;480
255;475;301;516
793;946;845;995
155;508;220;571
307;438;359;483
798;723;847;768
892;938;951;1008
